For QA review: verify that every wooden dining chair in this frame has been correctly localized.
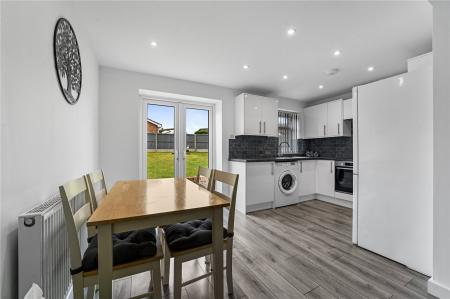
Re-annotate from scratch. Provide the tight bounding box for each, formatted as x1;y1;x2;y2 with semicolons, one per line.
59;177;163;299
187;166;214;190
161;170;239;299
85;169;107;212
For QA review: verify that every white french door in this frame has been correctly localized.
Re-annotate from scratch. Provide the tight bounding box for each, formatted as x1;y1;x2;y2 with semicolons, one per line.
142;99;213;179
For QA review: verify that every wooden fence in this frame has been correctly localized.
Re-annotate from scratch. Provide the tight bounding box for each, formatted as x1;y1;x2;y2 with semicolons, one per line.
147;134;209;151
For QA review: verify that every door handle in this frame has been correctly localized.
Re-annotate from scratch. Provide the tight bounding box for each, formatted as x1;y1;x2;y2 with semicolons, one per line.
338;123;340;135
300;162;303;173
264;121;266;134
330;161;333;173
323;125;326;136
271;162;274;175
259;121;262;134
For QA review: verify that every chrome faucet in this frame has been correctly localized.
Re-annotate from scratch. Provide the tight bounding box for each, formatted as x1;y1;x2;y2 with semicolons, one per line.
279;141;291;153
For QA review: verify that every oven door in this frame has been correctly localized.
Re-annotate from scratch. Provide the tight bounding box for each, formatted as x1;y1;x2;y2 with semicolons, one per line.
335;166;353;194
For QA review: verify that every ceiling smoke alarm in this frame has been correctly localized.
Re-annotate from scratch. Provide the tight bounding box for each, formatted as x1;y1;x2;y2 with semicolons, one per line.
326;68;340;76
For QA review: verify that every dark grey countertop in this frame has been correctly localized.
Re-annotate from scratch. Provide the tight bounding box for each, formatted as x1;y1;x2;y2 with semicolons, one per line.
229;157;352;162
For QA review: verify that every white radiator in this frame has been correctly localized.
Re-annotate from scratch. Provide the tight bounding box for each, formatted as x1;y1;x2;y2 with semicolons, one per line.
18;196;75;299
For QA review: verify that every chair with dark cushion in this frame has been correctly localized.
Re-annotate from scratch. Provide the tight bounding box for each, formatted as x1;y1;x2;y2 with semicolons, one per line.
186;166;214;190
59;176;163;299
85;169;107;212
163;219;229;251
161;170;238;299
85;170;108;238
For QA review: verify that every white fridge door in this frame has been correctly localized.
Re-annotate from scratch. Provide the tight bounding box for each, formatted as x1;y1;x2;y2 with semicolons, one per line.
357;67;433;275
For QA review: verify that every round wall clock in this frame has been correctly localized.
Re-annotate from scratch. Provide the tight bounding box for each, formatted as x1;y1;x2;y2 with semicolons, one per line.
53;18;82;105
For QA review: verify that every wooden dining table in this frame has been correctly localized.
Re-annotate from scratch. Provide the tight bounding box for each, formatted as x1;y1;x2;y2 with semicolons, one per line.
87;178;230;299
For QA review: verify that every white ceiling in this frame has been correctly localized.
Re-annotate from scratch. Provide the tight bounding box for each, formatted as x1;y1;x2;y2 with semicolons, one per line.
72;1;432;102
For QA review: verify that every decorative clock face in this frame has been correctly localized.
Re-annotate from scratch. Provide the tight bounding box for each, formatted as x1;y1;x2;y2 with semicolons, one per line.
54;18;82;105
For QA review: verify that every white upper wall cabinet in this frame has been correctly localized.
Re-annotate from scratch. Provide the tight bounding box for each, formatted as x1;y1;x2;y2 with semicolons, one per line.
303;103;327;138
327;99;343;137
304;99;351;138
235;93;278;137
343;98;353;119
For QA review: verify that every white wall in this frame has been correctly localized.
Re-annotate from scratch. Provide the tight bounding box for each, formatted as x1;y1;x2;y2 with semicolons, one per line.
1;2;100;298
429;1;450;298
99;67;303;186
0;1;3;295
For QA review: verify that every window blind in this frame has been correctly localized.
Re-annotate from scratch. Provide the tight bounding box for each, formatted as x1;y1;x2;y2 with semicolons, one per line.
278;111;299;154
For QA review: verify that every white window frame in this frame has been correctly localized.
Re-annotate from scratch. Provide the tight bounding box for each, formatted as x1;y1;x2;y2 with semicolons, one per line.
139;90;217;179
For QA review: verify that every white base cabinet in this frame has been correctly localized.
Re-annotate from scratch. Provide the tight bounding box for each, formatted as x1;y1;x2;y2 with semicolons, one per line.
230;159;351;213
298;160;316;197
230;161;275;213
316;160;335;197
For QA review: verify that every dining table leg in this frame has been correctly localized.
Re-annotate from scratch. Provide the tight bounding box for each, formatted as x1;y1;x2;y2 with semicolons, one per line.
212;207;224;299
97;223;113;299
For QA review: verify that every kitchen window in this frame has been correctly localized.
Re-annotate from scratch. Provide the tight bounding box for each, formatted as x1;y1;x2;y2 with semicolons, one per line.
278;110;299;154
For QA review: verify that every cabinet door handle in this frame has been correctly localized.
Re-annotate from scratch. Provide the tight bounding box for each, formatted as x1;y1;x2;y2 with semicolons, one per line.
264;121;266;134
323;125;326;136
271;162;274;175
300;162;303;173
259;121;262;133
330;161;333;173
338;123;340;135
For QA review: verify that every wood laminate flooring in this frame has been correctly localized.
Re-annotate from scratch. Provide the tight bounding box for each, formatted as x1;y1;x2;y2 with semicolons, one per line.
109;200;435;299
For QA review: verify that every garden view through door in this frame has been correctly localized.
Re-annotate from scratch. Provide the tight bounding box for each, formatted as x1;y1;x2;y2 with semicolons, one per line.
146;102;210;179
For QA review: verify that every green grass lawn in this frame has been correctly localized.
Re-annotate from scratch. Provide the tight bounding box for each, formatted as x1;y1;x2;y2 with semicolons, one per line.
147;151;208;179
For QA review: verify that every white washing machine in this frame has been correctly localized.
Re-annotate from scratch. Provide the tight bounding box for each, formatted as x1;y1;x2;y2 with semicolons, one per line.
274;160;301;208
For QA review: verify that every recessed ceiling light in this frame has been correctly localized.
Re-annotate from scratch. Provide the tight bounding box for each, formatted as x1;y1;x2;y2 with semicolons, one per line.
319;85;324;89
287;28;296;36
367;66;375;72
243;64;249;70
150;41;157;47
333;50;341;56
283;75;288;80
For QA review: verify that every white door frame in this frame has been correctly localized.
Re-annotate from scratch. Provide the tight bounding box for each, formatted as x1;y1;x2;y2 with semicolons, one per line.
140;95;215;179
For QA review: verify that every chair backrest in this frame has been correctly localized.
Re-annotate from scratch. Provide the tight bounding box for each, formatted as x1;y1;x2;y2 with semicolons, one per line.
59;177;92;274
85;169;107;212
197;166;214;190
210;170;239;235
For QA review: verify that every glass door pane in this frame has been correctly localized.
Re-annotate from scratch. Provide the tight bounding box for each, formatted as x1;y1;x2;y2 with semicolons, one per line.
185;108;210;177
146;103;176;179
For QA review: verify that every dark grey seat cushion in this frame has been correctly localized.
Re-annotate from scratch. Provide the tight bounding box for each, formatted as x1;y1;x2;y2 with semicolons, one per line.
164;219;229;252
82;228;157;272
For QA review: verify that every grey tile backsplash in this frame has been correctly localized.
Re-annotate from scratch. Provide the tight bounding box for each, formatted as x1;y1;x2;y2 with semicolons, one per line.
229;135;279;159
229;135;352;160
298;137;353;160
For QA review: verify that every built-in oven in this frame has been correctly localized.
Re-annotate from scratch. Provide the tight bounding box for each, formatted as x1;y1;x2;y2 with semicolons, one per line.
335;161;353;194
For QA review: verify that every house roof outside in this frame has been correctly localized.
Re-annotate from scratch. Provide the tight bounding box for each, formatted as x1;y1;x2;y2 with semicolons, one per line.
147;118;162;128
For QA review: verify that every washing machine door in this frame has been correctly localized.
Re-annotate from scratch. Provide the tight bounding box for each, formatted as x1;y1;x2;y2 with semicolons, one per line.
278;170;298;194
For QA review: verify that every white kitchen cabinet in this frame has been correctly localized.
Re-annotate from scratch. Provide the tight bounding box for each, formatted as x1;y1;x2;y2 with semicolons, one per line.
229;161;275;213
316;160;335;197
261;97;279;137
298;160;316;196
235;93;278;137
303;99;352;138
242;93;262;135
303;104;327;138
343;98;353;119
327;100;343;137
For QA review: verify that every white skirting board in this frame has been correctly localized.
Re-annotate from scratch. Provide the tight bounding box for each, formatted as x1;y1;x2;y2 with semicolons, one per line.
299;194;353;209
246;201;274;213
428;278;450;299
